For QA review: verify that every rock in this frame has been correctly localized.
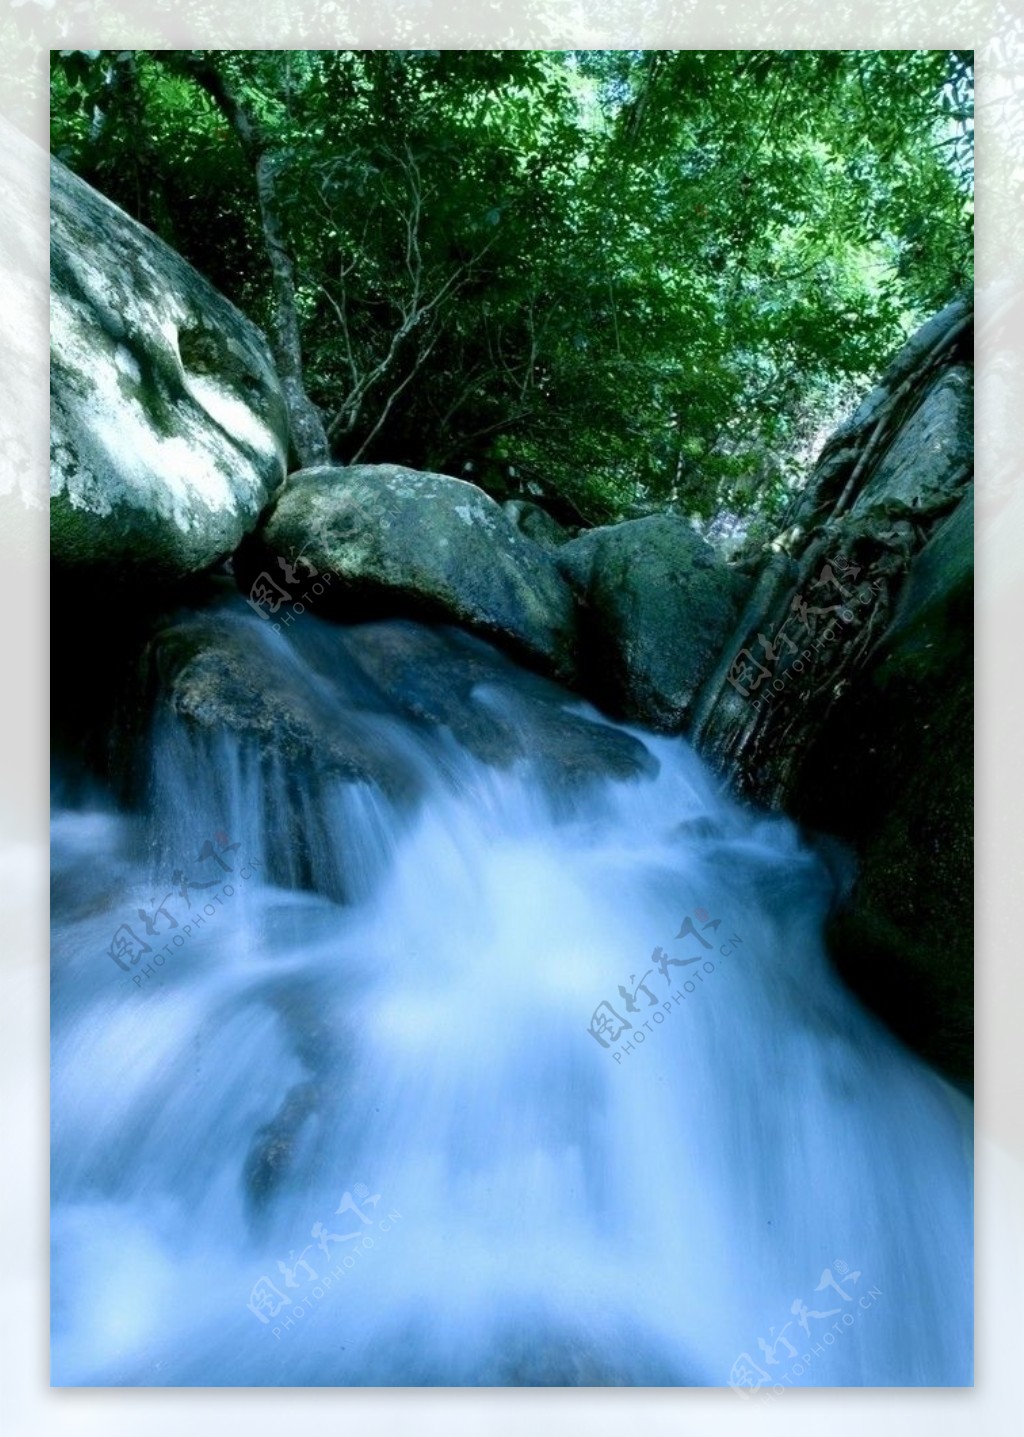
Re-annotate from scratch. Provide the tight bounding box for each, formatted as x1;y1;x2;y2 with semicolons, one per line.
340;620;658;789
243;1080;320;1214
692;300;974;808
849;365;973;521
502;498;571;548
50;157;289;580
238;464;578;679
689;298;974;1083
797;491;973;1085
886;487;973;649
241;970;348;1214
148;608;422;804
148;599;653;829
556;515;750;731
143;603;429;905
784;294;972;533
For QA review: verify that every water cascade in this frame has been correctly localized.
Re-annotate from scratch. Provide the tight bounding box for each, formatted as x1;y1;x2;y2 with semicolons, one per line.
50;596;973;1387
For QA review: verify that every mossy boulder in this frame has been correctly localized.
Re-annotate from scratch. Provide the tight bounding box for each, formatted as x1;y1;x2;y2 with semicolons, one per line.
50;157;289;580
557;515;750;730
502;499;571;548
237;464;579;680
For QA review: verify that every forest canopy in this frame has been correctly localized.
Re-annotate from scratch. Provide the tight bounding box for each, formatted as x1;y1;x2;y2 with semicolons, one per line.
50;48;974;529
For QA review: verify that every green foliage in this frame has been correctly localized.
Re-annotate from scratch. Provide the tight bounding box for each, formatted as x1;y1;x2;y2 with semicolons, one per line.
51;49;973;526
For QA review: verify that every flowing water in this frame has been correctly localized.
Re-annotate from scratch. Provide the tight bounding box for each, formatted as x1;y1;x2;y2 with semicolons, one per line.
50;597;973;1387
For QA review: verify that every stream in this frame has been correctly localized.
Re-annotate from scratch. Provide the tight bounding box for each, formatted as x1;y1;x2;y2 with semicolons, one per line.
50;597;973;1387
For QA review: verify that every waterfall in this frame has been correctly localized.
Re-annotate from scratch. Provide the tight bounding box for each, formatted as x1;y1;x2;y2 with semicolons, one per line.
50;596;972;1387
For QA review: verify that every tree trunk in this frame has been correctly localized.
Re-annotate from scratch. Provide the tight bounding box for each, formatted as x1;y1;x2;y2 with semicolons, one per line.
165;53;330;469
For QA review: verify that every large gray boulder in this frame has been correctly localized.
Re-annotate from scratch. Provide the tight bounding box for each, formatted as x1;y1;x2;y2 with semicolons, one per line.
239;464;579;679
798;490;973;1084
848;365;973;521
50;157;289;579
502;498;571;548
556;515;750;730
691;298;974;1083
782;294;972;534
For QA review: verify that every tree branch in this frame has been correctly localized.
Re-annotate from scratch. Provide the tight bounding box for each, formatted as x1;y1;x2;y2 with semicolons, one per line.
163;51;329;468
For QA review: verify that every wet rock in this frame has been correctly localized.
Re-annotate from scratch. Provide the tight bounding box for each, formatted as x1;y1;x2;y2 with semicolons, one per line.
341;620;658;789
